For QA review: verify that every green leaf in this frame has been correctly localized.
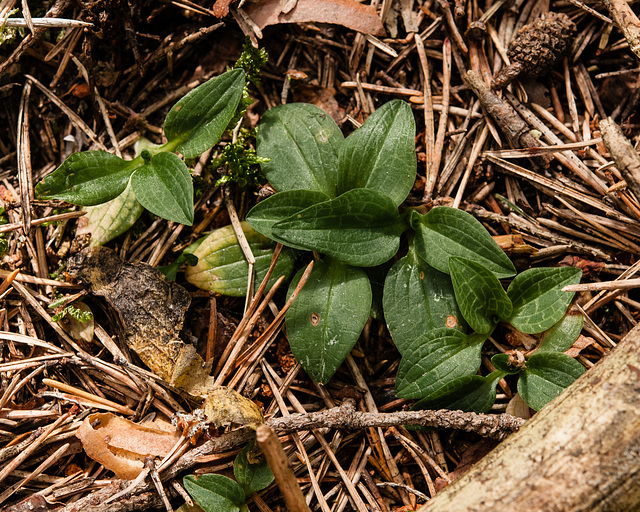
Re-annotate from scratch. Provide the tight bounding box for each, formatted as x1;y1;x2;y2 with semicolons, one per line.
491;353;525;374
164;68;246;158
449;257;512;334
257;103;343;196
76;181;145;246
395;329;485;399
413;207;516;279
506;266;582;334
412;371;506;413
245;189;330;249
185;222;295;297
35;151;140;205
383;244;463;355
158;253;198;281
337;100;416;206
272;188;405;267
518;352;585;411
234;443;274;496
536;312;584;353
183;474;245;512
131;152;194;225
286;258;372;383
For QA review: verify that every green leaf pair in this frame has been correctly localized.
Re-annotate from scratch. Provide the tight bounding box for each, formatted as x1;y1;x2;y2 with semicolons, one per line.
35;69;247;226
183;443;273;512
245;100;417;383
404;312;585;413
246;100;416;268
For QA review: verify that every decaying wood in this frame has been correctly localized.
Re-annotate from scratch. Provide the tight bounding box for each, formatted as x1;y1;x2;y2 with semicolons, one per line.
267;399;524;441
600;117;640;201
601;0;640;62
419;323;640;512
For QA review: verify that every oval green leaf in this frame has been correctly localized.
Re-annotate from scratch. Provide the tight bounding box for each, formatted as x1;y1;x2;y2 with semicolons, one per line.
395;329;485;399
35;151;140;205
449;257;512;334
337;100;416;206
164;68;245;158
131;152;194;225
518;352;586;411
185;222;295;297
245;189;330;249
257;103;343;196
412;370;506;414
286;258;372;384
536;311;584;353
183;474;245;512
234;442;274;496
383;244;463;356
506;266;582;334
414;207;516;279
272;188;405;267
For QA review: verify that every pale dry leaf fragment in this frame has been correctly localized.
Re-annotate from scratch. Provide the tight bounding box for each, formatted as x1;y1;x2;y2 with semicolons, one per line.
280;0;298;14
202;386;264;429
505;393;532;420
564;335;596;358
76;412;181;480
244;0;385;36
212;0;236;17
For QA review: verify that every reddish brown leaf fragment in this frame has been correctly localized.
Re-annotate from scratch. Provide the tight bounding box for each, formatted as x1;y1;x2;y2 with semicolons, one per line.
245;0;385;36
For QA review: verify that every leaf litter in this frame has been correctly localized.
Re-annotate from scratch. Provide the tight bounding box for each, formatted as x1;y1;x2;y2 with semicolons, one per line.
0;0;639;511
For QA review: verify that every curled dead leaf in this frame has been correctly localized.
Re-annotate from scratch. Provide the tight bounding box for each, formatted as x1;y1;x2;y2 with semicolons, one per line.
203;387;264;429
76;413;181;480
245;0;385;36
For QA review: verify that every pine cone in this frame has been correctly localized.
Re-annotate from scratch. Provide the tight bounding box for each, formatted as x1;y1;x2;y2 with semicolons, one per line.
492;12;577;90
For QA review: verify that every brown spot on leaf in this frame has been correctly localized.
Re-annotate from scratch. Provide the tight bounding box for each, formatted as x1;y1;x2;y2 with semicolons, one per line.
446;315;458;328
310;313;320;326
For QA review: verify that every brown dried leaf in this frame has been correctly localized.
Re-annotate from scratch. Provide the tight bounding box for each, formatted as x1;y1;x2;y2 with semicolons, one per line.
564;335;596;358
66;247;191;383
505;393;532;420
245;0;385;36
76;413;180;480
212;0;236;17
203;387;264;429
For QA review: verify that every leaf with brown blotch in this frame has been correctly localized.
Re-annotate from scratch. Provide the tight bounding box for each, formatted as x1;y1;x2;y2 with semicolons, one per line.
76;413;181;480
245;0;385;36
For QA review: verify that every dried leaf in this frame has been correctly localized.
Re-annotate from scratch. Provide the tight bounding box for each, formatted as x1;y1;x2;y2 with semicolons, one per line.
505;393;532;419
212;0;236;17
66;247;191;383
203;387;264;429
564;335;596;358
244;0;385;36
76;413;180;480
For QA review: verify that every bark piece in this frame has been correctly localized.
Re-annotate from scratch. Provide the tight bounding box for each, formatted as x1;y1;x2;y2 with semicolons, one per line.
244;0;385;36
599;117;640;200
419;323;640;511
465;70;551;167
